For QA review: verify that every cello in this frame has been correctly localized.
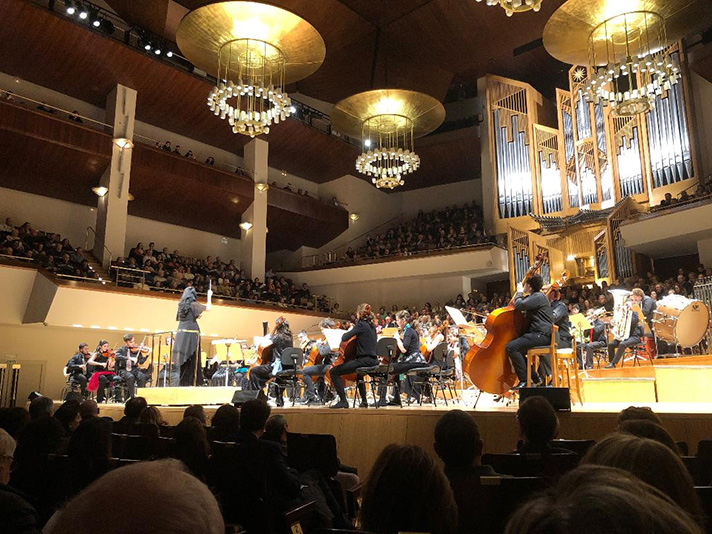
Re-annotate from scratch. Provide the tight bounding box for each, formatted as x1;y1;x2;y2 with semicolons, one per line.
463;255;545;394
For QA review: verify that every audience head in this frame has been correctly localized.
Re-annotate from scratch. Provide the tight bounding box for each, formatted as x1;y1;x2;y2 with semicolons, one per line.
0;428;16;485
79;400;98;420
239;399;271;436
618;419;679;453
54;399;81;434
582;433;702;524
505;465;702;534
0;406;30;438
360;444;457;534
29;395;54;419
210;404;240;434
139;406;165;426
124;397;148;420
183;405;206;425
49;459;224;534
174;417;210;479
434;410;483;469
263;414;288;445
517;395;559;446
617;405;663;427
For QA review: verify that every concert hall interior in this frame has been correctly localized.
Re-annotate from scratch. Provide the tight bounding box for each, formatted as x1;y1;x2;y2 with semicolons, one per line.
2;0;712;532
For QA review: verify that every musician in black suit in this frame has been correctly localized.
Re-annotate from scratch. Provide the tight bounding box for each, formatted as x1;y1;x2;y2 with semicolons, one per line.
65;343;90;397
606;310;644;368
329;303;378;409
300;318;338;405
578;315;607;370
506;274;554;389
249;317;293;407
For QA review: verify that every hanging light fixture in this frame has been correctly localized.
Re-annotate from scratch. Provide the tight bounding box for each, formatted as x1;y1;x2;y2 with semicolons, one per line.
543;0;711;117
176;1;325;138
474;0;543;17
331;89;445;190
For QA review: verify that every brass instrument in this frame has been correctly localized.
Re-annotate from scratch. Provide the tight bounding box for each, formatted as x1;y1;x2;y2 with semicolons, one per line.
587;307;611;322
609;289;633;341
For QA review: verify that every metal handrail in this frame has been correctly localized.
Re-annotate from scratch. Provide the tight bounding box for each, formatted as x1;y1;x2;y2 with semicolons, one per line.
85;227;112;264
0;90;112;131
56;273;105;285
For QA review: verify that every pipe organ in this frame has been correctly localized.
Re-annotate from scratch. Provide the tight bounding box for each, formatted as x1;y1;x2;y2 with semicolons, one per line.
484;49;698;236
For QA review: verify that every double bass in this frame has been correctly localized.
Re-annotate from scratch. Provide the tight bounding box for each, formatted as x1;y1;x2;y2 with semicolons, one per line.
463;255;545;394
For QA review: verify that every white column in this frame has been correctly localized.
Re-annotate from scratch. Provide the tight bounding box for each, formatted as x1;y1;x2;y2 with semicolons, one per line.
94;85;137;268
241;138;268;280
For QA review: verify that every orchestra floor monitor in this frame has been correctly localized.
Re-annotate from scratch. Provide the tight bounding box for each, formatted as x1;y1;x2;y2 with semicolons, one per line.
518;387;572;411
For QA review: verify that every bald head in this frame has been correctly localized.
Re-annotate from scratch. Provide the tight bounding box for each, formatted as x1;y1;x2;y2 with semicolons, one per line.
48;460;224;534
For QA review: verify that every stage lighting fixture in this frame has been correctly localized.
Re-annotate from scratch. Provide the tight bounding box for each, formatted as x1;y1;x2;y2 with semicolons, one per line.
78;4;88;19
66;1;76;15
154;48;162;55
166;50;173;57
144;43;151;51
92;16;101;27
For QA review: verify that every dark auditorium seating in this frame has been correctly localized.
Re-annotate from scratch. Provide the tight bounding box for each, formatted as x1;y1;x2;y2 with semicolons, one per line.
287;432;340;478
551;439;596;456
481;453;580;480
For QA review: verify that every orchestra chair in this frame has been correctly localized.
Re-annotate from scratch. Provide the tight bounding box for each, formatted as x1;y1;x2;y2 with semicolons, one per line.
355;338;398;408
552;335;584;405
274;347;306;406
526;325;559;387
406;343;454;406
60;366;83;401
623;342;649;367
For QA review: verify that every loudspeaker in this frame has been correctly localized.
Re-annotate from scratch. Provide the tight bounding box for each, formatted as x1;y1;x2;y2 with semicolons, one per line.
231;389;266;406
519;387;571;411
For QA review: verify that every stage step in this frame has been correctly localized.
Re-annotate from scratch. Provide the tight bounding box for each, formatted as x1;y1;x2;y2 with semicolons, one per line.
137;386;237;406
581;376;657;403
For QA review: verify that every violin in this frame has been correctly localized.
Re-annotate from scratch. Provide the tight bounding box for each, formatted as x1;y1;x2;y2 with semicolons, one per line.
101;349;116;371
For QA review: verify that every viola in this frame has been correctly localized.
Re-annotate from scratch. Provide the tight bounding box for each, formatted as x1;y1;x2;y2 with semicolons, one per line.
463;254;545;394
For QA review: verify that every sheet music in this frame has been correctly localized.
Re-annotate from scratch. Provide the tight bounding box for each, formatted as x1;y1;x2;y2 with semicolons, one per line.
324;328;348;349
253;336;272;348
446;306;469;327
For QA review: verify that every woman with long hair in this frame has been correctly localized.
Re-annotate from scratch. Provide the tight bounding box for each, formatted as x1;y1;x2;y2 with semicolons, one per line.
249;316;293;406
329;303;378;409
170;284;208;386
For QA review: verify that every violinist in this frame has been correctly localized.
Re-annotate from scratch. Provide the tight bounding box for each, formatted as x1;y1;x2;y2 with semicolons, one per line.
65;342;90;397
329;303;378;409
249;316;293;407
301;318;339;406
386;310;428;406
114;334;148;400
424;319;447;356
505;274;554;390
87;339;119;403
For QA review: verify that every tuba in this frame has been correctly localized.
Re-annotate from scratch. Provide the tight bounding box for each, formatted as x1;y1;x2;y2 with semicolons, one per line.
609;289;633;341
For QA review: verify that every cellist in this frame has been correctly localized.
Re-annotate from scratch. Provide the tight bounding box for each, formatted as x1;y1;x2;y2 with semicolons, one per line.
505;274;554;390
249;316;293;406
300;318;339;406
329;303;378;409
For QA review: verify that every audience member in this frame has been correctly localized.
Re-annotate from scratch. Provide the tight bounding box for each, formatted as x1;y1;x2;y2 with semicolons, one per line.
505;465;702;533
263;414;289;451
360;444;457;534
0;406;30;438
617;405;664;427
434;410;499;534
139;405;165;427
47;460;224;534
28;396;54;420
183;404;207;425
513;396;574;455
116;397;148;430
617;419;679;453
581;433;703;525
0;428;40;534
209;404;240;442
174;417;210;482
67;402;112;493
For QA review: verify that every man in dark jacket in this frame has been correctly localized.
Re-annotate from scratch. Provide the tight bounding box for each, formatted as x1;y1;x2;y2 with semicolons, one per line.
65;343;90;397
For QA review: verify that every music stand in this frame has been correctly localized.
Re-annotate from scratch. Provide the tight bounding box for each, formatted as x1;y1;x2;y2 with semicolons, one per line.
211;338;247;387
569;313;591;345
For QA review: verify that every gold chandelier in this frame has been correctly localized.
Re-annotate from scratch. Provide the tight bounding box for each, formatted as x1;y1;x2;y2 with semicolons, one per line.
475;0;543;17
176;1;325;137
543;0;711;117
331;90;445;189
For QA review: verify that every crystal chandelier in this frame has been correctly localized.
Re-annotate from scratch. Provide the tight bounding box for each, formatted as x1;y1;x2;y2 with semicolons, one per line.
475;0;543;17
357;114;421;189
331;90;445;190
207;38;292;138
176;1;325;138
583;11;680;117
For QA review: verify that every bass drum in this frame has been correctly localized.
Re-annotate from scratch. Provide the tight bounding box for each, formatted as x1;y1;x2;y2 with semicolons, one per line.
653;296;710;347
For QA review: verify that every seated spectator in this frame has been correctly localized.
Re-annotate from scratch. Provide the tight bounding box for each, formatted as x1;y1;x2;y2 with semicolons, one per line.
28;396;54;420
115;397;148;431
209;404;240;443
512;396;574;455
581;433;703;525
185;150;196;160
0;406;30;439
618;419;679;453
67;401;112;493
263;414;288;451
139;406;165;427
505;465;702;533
434;410;499;534
162;141;172;152
47;460;224;534
173;145;182;156
360;444;457;534
617;405;663;427
183;404;206;425
0;217;14;233
205;156;215;166
67;110;83;123
174;417;210;482
53;399;80;439
0;428;40;534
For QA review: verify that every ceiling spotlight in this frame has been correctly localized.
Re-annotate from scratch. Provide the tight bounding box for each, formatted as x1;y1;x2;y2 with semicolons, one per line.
289;106;297;113
364;139;371;148
66;1;76;15
154;49;161;55
92;186;108;197
78;5;88;19
166;51;173;58
239;221;253;231
144;43;151;51
92;17;101;28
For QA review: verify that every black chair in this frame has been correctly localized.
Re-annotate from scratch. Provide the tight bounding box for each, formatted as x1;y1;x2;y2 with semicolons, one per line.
682;456;707;486
676;441;690;456
111;433;127;459
698;440;712;485
123;434;158;460
345;482;364;526
552;439;596;456
287;432;340;478
159;424;175;438
407;342;450;406
274;347;305;406
481;453;580;480
157;436;177;458
695;486;712;529
283;500;318;534
355;338;398;407
475;476;549;532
